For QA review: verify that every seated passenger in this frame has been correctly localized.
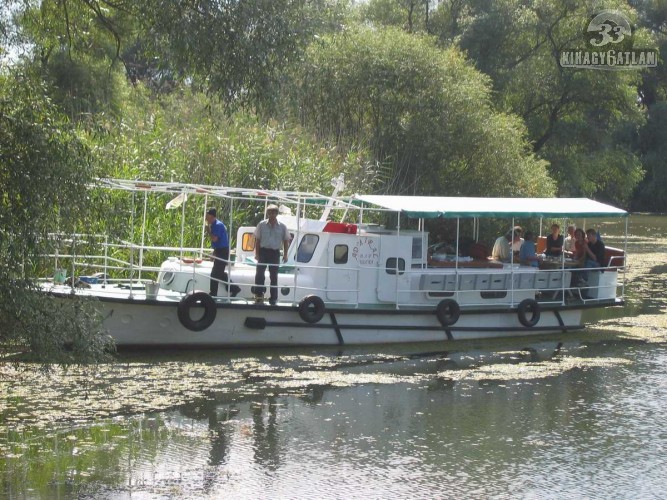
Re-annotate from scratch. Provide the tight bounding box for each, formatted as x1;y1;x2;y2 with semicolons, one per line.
491;231;511;262
571;228;587;266
569;228;589;286
511;226;524;257
584;228;606;268
519;231;541;267
545;223;564;257
563;224;576;255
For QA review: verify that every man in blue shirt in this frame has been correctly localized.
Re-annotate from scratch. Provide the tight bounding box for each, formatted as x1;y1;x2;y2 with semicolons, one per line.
205;208;237;297
519;231;541;267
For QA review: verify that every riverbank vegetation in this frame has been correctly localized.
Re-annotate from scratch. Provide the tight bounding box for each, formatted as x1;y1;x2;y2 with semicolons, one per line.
1;0;665;361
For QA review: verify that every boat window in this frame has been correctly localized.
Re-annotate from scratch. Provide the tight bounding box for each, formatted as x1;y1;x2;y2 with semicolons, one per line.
242;232;256;251
334;244;348;264
297;234;319;263
385;257;406;275
412;237;423;260
161;271;175;286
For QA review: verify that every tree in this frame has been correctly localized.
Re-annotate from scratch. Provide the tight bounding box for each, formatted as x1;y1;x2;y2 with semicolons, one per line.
452;0;648;202
293;27;554;197
359;0;652;205
634;102;667;210
12;0;347;110
359;0;431;33
0;71;114;362
634;0;667;210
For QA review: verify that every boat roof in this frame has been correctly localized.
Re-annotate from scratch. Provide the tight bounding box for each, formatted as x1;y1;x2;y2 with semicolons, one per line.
93;179;628;219
93;178;348;207
354;195;628;219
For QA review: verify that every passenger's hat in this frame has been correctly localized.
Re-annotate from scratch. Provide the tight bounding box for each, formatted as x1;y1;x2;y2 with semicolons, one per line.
206;208;217;217
266;204;279;211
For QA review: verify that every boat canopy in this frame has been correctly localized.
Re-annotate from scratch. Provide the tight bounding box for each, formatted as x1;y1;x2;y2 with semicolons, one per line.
354;195;628;219
92;179;628;219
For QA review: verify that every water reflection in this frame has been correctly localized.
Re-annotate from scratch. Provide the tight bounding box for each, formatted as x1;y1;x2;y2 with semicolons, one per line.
1;328;664;498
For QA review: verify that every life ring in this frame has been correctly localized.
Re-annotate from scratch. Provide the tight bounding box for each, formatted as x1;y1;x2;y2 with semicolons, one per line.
518;298;540;327
436;299;460;326
177;291;217;331
298;295;326;324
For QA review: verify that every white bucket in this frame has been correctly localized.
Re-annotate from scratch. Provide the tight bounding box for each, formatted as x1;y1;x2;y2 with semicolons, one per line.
145;281;159;300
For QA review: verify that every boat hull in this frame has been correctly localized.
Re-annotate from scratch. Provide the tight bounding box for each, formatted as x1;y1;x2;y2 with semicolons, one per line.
82;293;606;347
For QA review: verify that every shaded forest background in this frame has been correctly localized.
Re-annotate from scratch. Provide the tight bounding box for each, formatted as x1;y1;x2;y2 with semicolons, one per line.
2;0;666;207
0;0;665;360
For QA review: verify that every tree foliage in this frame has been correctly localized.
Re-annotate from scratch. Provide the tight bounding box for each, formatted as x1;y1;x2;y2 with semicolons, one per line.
359;0;661;204
294;27;554;197
635;102;667;210
13;0;347;110
0;72;114;362
458;0;647;201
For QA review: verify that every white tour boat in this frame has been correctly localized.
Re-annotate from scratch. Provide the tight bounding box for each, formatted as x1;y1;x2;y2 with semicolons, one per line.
41;178;628;347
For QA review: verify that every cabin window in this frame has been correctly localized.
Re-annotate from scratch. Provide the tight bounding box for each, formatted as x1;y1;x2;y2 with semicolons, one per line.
161;271;175;286
412;237;423;260
242;232;256;251
334;244;348;264
297;234;319;263
385;257;406;275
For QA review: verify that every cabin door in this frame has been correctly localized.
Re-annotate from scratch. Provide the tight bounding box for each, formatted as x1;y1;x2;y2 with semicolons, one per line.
377;236;412;303
326;238;358;301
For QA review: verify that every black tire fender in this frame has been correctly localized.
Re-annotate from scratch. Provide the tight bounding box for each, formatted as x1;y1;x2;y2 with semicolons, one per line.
436;299;460;326
177;291;217;331
298;295;326;324
518;298;540;328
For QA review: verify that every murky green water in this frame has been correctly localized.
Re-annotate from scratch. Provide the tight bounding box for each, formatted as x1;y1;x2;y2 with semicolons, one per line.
2;215;666;499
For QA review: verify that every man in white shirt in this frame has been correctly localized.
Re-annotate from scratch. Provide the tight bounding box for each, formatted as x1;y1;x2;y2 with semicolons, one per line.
253;204;290;305
491;232;511;262
563;224;576;254
511;226;524;253
492;227;523;262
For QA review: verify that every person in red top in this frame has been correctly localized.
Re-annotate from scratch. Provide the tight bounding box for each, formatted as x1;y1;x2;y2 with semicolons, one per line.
572;228;587;265
570;228;588;287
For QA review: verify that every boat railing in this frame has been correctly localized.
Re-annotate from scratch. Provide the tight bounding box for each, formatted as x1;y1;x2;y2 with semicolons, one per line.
40;233;209;289
283;257;624;308
287;259;621;308
393;264;623;308
40;232;625;307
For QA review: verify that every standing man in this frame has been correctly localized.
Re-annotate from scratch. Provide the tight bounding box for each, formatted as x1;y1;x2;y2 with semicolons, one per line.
254;204;290;305
205;208;231;298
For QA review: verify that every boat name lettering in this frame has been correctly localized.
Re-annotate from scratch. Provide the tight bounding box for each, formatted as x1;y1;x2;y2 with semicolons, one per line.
352;237;379;266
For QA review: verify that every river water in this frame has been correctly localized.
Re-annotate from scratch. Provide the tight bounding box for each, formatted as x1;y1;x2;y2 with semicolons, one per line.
1;215;666;499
